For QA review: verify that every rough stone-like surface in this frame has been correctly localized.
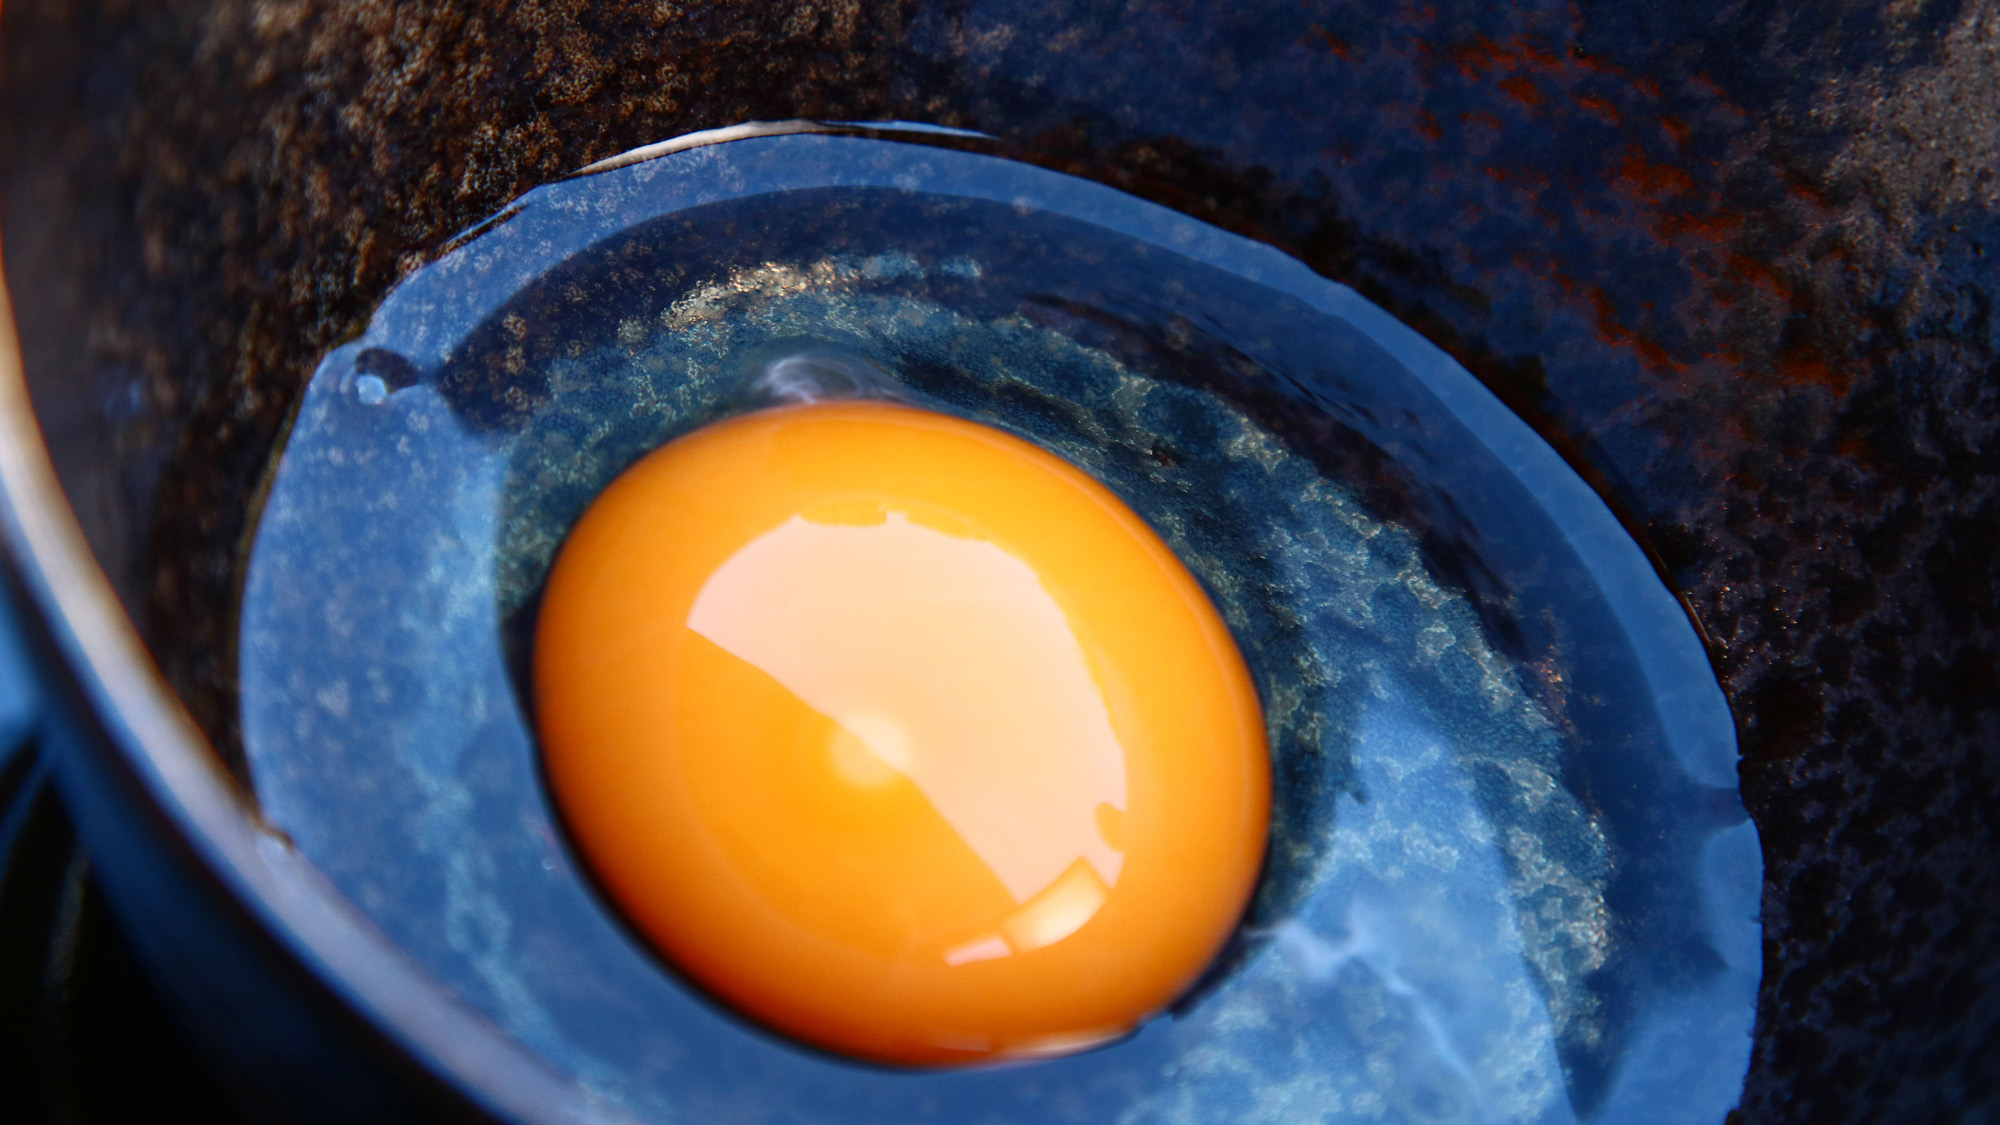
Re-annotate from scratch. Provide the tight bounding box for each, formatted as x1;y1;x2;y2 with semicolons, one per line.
0;0;1994;1121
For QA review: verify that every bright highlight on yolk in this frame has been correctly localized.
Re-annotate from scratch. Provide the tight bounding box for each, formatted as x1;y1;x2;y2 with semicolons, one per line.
533;400;1270;1066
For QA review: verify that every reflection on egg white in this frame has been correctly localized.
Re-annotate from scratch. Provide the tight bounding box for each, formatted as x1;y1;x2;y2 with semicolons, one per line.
1169;684;1574;1124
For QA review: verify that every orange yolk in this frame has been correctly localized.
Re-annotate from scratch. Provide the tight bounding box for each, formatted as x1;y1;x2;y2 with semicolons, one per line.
533;400;1270;1066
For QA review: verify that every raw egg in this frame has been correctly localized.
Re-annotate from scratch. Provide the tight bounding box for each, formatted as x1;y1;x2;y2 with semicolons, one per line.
533;400;1270;1066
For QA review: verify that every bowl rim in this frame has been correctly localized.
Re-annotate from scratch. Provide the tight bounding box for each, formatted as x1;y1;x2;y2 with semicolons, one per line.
0;121;1008;1125
0;120;997;1125
0;245;635;1124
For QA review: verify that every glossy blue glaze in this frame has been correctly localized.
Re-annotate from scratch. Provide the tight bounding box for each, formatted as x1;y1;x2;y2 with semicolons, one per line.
239;133;1756;1124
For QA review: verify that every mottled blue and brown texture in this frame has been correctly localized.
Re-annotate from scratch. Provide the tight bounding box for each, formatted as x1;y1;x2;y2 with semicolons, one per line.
1;1;1994;1121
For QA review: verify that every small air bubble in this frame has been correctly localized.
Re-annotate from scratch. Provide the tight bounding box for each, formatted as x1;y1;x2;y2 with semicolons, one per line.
355;374;389;405
751;347;903;406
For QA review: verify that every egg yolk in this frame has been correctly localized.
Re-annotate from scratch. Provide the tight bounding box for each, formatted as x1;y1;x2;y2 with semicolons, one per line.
533;400;1270;1066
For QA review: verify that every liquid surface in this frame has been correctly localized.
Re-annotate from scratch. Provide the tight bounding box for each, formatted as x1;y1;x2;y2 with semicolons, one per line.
535;402;1269;1064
